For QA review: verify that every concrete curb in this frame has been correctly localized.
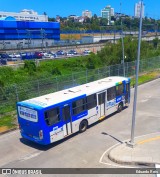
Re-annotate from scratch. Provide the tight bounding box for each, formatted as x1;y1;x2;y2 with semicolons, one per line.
108;142;158;167
0;127;18;135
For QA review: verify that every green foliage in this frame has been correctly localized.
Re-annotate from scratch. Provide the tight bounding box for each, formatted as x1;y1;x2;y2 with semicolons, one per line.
51;67;61;75
86;57;95;69
0;67;15;86
24;60;37;75
0;80;4;87
153;37;159;49
0;36;160;90
59;14;160;31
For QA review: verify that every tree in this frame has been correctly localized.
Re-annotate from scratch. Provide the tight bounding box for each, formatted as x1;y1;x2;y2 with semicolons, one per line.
153;37;159;49
48;17;56;22
93;14;98;19
24;60;37;75
99;18;108;27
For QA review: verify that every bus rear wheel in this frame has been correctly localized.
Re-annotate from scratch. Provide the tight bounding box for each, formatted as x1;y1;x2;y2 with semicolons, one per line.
118;102;123;112
79;120;88;133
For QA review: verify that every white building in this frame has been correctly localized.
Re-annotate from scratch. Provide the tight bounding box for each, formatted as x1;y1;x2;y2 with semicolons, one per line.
101;5;114;25
134;1;145;18
82;10;92;18
111;8;114;16
0;9;48;22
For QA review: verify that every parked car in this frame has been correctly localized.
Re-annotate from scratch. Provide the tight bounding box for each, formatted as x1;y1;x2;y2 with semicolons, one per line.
66;52;74;56
8;53;20;58
56;50;64;55
33;52;43;59
69;50;78;55
0;59;7;65
21;52;34;60
20;53;27;57
8;53;15;58
7;57;18;61
83;49;91;55
14;54;21;58
49;52;57;58
43;53;55;59
0;53;10;59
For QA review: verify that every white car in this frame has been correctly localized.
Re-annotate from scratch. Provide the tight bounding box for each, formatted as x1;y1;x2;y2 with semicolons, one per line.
14;54;21;58
8;54;15;58
66;52;74;56
44;53;56;59
83;50;91;54
9;53;20;58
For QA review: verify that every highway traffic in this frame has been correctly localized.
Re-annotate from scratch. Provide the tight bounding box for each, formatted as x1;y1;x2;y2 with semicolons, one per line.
0;49;91;65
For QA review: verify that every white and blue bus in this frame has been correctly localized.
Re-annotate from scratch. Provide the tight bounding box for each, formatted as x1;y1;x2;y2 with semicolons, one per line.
17;76;130;145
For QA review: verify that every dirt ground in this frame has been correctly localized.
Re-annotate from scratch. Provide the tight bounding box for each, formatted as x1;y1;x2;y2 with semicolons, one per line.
0;126;10;133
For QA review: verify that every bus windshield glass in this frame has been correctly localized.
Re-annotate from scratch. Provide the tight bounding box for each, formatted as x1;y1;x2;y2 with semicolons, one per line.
18;106;38;122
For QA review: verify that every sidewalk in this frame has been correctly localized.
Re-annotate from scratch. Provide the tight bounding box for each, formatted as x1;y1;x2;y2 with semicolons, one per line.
108;132;160;166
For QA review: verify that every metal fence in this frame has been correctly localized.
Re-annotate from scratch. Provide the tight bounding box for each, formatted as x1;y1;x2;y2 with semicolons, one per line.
0;56;160;114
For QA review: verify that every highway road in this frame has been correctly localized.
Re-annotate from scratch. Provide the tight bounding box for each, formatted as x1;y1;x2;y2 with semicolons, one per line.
0;78;160;177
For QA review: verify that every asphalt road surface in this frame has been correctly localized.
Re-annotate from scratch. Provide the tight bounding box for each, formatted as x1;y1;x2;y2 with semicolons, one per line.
0;78;160;177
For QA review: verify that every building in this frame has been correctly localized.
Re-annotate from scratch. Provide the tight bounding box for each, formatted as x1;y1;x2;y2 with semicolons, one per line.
0;18;60;49
111;8;114;16
68;15;79;21
0;9;48;22
134;1;145;18
101;5;114;25
82;10;92;18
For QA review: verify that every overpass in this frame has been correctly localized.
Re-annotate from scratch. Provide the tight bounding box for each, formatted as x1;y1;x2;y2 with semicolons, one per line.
0;32;159;53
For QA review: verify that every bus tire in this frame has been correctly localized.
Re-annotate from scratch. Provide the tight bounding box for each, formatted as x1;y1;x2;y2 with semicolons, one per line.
79;120;88;133
118;102;123;112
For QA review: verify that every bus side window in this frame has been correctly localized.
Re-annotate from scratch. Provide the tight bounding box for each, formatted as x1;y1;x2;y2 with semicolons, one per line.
107;86;116;101
72;98;86;115
116;84;124;97
86;94;97;110
44;107;60;126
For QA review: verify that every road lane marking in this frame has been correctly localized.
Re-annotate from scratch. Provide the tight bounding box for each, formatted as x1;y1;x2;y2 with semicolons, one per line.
137;136;160;145
20;151;43;162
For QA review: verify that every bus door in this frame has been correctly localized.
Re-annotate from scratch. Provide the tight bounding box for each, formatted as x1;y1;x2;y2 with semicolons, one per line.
125;83;130;104
97;91;106;120
62;105;72;136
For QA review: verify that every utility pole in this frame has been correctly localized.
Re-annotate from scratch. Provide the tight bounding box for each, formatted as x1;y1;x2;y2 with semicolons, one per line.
120;2;125;77
128;0;143;148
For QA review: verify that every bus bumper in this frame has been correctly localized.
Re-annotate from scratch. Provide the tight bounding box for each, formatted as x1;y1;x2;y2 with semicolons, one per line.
21;132;48;145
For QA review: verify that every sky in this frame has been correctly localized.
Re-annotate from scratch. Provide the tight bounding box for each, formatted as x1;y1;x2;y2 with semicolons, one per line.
0;0;159;19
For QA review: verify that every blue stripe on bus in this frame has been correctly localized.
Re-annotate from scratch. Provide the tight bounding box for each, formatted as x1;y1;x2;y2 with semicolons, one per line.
72;110;88;122
116;96;122;103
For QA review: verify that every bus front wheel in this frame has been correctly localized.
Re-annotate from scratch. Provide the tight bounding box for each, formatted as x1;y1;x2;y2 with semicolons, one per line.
79;120;88;133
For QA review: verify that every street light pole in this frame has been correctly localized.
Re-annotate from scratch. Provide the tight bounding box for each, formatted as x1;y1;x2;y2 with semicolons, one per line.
129;0;143;148
120;2;125;77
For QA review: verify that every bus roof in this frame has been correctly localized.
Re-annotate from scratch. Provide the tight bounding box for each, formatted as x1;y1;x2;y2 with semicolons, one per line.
18;76;130;109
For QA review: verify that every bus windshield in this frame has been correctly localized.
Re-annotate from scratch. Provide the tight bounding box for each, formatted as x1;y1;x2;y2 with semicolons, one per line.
18;106;38;122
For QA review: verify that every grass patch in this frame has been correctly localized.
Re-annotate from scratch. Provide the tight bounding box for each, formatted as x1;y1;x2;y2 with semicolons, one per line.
0;115;16;130
131;71;160;87
0;105;15;115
